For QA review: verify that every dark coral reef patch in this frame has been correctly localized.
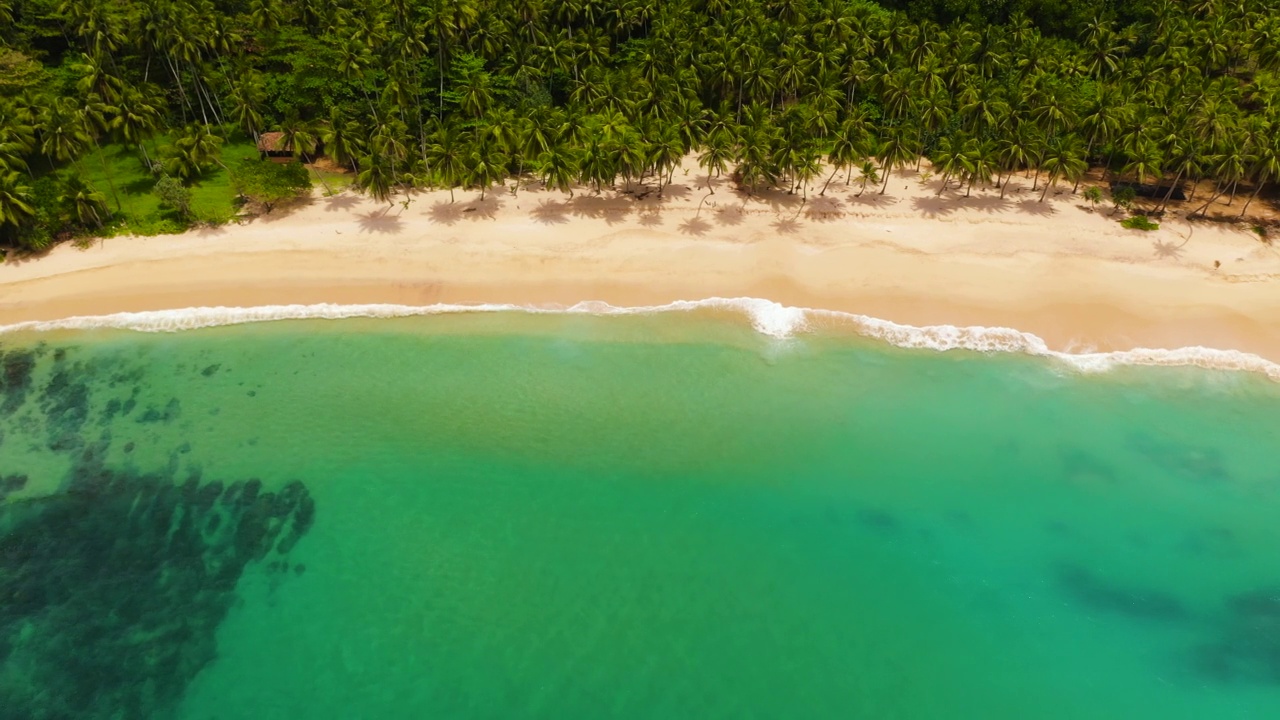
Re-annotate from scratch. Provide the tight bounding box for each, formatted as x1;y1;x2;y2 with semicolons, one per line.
0;460;316;720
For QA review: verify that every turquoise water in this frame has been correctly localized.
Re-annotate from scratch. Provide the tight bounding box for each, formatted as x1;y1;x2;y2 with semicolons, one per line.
1;312;1279;719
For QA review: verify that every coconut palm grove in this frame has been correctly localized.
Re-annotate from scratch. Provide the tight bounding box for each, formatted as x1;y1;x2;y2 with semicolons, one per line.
1;0;1278;249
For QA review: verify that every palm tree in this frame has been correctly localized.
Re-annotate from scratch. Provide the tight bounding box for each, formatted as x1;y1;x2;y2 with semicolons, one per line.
537;143;581;198
0;170;35;230
60;176;109;228
824;116;867;195
39;99;91;171
1040;136;1087;202
466;133;507;200
112;85;164;170
163;125;224;180
426;124;468;202
876;126;916;194
578;135;615;194
697;129;735;194
854;160;880;197
357;155;395;207
320;108;365;175
930;135;965;194
1241;136;1280;217
961;139;999;197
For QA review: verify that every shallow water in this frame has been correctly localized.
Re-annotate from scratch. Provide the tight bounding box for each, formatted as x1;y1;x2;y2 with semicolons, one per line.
1;312;1278;719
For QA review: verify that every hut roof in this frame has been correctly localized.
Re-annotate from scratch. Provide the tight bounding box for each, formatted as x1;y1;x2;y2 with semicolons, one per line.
257;132;288;153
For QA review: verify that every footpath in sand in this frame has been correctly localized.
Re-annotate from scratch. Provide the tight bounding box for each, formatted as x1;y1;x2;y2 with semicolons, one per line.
1;157;1278;365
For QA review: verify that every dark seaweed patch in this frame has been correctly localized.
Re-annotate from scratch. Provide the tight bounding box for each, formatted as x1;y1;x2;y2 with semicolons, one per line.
0;462;316;720
1060;447;1118;484
201;363;221;377
0;473;27;500
1054;562;1187;621
39;368;91;441
0;348;37;414
855;508;900;533
1127;433;1232;484
1194;588;1280;684
1177;526;1240;559
137;398;181;424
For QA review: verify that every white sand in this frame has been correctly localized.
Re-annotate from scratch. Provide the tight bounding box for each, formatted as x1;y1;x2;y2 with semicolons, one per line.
2;156;1278;364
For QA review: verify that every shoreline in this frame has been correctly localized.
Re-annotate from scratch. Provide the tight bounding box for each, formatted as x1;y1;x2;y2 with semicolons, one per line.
2;157;1278;375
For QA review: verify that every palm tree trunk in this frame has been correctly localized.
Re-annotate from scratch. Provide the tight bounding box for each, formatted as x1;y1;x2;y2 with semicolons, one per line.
1040;173;1057;202
82;136;123;212
820;166;839;195
1239;181;1263;217
1157;168;1185;212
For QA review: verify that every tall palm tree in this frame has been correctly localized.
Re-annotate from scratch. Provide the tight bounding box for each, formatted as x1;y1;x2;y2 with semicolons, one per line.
466;133;507;200
320;107;365;175
111;85;164;170
824;116;867;194
426;124;468;202
697;129;735;194
357;155;395;207
876;126;916;194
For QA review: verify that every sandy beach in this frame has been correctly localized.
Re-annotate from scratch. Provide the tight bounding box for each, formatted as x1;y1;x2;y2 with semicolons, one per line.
1;156;1278;365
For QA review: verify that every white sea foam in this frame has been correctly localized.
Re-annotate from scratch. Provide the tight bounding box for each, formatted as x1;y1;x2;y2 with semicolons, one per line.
1;298;1277;382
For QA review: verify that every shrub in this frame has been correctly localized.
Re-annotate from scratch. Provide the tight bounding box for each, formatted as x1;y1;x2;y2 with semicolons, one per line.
1121;215;1159;231
229;158;312;212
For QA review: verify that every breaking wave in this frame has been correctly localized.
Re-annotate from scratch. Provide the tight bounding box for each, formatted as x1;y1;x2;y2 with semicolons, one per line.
1;298;1276;381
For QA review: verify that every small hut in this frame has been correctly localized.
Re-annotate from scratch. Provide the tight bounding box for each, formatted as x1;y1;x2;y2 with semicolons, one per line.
257;132;293;163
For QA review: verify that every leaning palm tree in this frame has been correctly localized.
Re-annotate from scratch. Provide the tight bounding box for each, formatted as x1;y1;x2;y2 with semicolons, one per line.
854;160;880;197
1240;137;1280;217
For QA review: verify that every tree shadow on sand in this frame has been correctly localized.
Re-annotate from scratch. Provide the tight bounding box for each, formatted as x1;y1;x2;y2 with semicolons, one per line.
959;193;1014;214
804;195;845;222
678;217;712;236
356;210;404;234
714;204;745;226
1152;239;1186;259
846;192;898;208
637;207;663;227
771;216;801;234
428;201;465;226
569;195;630;224
911;195;959;219
323;193;361;212
1018;199;1057;217
658;182;693;200
531;199;570;225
